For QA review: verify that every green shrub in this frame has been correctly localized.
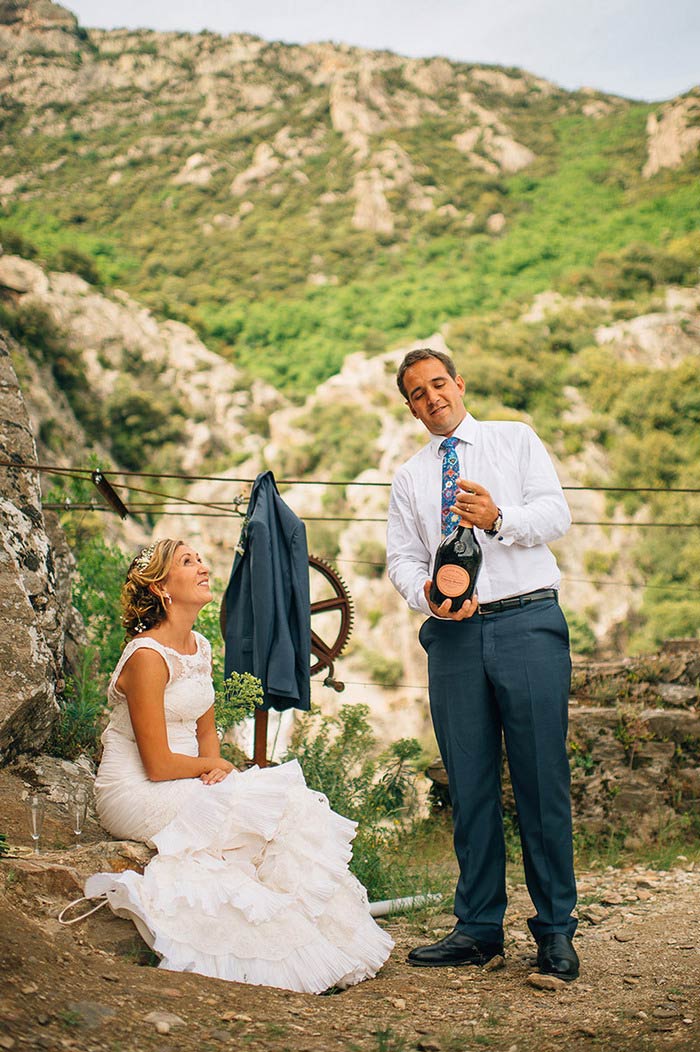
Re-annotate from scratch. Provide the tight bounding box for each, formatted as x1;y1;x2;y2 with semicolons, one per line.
291;403;382;482
51;246;101;284
284;704;422;899
364;649;404;688
48;646;106;762
564;610;597;656
106;386;187;470
0;228;39;258
354;539;386;578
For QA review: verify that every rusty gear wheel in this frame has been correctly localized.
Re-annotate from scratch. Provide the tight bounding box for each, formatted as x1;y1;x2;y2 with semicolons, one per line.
308;554;353;688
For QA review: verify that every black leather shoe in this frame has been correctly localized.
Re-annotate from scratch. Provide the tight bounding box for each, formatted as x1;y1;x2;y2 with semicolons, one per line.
408;929;504;968
537;933;579;981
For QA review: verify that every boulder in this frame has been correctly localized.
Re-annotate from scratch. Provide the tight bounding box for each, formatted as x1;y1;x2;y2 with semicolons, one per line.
0;334;71;761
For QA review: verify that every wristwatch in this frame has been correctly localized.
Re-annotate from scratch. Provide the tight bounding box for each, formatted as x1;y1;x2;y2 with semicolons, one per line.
484;507;503;536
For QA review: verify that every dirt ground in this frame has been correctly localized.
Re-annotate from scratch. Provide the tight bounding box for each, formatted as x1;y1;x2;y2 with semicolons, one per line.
1;767;699;1052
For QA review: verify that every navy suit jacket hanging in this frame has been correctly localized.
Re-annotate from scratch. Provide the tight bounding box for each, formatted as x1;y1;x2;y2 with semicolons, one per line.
223;470;311;711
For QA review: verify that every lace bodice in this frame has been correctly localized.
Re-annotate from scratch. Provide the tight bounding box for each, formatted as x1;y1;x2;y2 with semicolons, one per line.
105;632;215;738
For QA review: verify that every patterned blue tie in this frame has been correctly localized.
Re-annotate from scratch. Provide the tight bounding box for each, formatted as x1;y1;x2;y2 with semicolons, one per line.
440;437;461;536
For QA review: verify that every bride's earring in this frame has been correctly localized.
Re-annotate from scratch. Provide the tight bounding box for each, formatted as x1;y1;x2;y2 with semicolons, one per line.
164;593;172;605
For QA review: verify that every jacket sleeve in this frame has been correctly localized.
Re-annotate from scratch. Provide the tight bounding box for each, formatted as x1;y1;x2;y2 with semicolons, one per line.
247;518;275;688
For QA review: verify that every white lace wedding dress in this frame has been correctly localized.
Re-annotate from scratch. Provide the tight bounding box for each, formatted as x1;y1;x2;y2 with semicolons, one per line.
86;633;393;994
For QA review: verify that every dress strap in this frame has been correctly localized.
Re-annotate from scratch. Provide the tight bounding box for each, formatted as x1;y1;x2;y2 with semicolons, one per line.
109;638;173;697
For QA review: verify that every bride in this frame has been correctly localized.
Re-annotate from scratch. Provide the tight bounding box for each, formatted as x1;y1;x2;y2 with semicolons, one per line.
85;539;393;993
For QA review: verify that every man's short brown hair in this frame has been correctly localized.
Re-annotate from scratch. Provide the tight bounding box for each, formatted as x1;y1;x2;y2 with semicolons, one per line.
396;348;457;400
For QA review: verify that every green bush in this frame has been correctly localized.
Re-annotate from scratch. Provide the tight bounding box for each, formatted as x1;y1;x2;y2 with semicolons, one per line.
364;649;404;688
284;704;422;899
51;246;101;284
0;227;39;258
292;403;381;482
354;539;386;579
106;386;187;470
570;241;699;298
47;530;128;763
48;646;106;762
564;610;597;656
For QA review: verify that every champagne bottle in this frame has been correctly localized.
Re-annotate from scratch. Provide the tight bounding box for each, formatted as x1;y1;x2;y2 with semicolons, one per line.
429;526;483;612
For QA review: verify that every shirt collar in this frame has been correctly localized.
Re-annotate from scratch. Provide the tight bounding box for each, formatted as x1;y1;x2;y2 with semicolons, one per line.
429;413;477;456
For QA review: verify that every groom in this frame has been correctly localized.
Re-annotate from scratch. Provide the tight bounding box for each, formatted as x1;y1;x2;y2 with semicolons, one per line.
386;348;579;981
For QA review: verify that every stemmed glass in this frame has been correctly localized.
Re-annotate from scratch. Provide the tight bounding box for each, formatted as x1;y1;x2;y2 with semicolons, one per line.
69;787;90;840
24;793;46;854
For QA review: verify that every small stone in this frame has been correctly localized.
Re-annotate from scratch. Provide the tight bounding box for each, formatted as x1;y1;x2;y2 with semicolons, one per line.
683;1019;694;1025
636;889;652;901
100;973;119;983
0;1037;15;1050
21;983;39;994
623;976;639;985
483;954;506;972
143;1011;186;1029
67;1002;116;1029
221;1012;252;1023
580;905;607;925
160;988;182;998
37;1014;50;1026
390;998;406;1010
155;1022;170;1035
678;944;696;950
613;931;635;943
652;1007;681;1019
527;973;566;991
417;1039;442;1052
600;892;623;905
575;1027;596;1038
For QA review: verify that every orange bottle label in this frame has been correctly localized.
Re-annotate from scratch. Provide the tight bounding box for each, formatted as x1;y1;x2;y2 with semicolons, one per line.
436;565;470;597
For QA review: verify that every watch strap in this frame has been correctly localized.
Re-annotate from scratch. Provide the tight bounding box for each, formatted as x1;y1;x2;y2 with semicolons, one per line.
484;507;503;536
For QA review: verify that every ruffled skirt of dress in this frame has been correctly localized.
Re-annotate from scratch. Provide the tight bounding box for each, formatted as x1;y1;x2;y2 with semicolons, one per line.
85;759;393;994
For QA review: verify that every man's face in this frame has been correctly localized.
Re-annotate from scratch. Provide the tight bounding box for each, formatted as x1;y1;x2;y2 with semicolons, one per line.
403;357;466;436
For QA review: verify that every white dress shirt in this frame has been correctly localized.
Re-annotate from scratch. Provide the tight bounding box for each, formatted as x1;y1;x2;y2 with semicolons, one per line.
386;413;571;615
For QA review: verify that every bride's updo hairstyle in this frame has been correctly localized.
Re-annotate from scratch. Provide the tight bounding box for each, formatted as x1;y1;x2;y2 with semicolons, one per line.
122;538;184;639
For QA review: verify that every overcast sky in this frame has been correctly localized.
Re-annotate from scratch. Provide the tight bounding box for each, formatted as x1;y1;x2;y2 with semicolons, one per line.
65;0;698;102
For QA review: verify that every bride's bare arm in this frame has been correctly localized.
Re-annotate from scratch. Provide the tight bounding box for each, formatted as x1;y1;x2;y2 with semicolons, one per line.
196;707;220;759
195;708;232;784
120;649;233;782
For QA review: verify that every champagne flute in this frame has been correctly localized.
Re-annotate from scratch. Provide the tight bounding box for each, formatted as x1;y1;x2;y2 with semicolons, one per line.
70;787;90;840
24;793;46;854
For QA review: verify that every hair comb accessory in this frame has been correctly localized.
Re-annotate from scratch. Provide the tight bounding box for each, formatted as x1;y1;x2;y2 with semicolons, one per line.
134;543;157;572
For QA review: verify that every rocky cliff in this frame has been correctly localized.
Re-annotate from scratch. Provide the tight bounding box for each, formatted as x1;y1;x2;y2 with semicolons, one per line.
0;331;70;760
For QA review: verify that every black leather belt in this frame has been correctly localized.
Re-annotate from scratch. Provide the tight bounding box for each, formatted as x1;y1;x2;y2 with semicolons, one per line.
478;588;558;615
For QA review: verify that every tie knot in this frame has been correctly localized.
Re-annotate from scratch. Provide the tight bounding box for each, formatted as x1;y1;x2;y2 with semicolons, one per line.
440;437;459;453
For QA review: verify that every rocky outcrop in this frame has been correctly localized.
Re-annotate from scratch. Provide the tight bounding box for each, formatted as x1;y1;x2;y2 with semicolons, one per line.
595;285;700;367
0;0;80;60
427;640;700;840
643;90;700;178
0;254;283;478
0;333;68;761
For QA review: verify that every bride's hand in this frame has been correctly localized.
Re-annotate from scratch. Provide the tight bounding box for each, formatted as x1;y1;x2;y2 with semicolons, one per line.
201;767;231;785
200;757;235;785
